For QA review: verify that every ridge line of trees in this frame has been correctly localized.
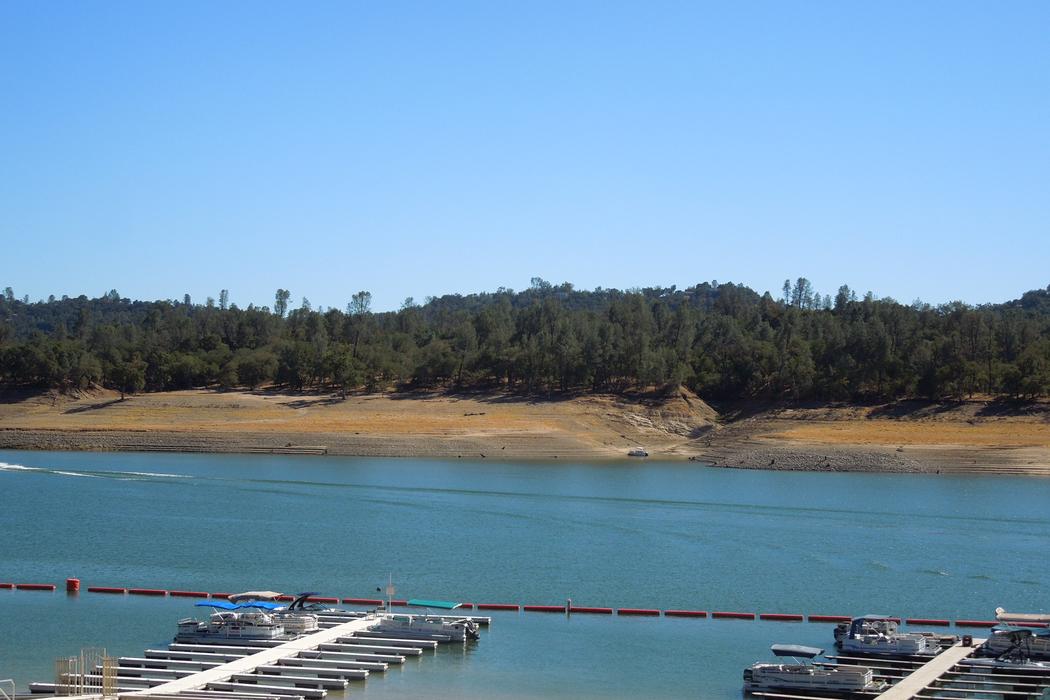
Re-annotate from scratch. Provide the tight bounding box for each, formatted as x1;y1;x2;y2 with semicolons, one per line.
1;278;1049;401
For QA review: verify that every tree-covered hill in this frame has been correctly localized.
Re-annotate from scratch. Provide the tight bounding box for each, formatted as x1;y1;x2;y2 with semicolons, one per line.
2;279;1048;401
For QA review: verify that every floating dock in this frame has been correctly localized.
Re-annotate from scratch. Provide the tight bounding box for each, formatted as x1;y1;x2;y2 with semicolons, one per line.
28;612;489;700
873;641;981;699
751;638;1050;700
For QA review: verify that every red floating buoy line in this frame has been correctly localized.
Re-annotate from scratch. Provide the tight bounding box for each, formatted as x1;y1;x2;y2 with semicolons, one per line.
0;580;1025;629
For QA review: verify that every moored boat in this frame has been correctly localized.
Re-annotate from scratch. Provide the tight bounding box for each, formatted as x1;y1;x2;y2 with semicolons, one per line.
973;628;1050;670
743;645;887;697
175;605;289;643
374;603;480;643
227;590;322;634
995;607;1050;625
836;615;934;657
983;624;1050;659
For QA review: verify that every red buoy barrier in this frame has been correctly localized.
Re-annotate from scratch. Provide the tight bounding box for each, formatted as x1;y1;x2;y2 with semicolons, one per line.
460;603;474;609
66;578;80;593
713;611;756;620
524;605;565;613
210;592;232;599
569;606;613;614
16;583;56;591
760;613;804;621
617;608;660;616
955;620;998;628
906;618;950;626
0;583;13;589
808;614;851;623
664;610;707;618
87;586;126;594
1017;622;1049;628
343;598;383;606
477;603;519;611
276;595;294;602
307;596;340;604
129;588;167;596
391;599;408;606
169;591;209;598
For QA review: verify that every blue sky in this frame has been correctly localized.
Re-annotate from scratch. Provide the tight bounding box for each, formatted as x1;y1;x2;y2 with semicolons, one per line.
2;1;1047;311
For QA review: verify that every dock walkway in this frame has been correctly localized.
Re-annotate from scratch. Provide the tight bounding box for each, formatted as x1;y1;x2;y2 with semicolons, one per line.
123;616;376;698
873;641;979;699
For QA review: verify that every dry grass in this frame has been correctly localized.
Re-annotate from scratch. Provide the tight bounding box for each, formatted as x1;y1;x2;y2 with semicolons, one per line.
3;388;1049;472
0;388;717;459
768;421;1050;448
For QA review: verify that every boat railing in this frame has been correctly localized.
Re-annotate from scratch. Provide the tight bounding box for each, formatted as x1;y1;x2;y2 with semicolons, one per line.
1;678;15;700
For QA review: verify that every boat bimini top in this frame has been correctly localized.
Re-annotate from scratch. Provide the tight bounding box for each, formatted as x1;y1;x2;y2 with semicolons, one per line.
848;614;895;635
771;645;823;659
228;591;283;603
195;601;282;611
407;599;463;610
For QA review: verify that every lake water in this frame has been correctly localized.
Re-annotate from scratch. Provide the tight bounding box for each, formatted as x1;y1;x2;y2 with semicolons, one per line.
2;450;1049;697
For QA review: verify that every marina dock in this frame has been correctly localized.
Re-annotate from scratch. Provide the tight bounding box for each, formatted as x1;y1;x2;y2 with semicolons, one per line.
126;617;376;698
873;641;980;699
28;611;489;700
750;637;1050;700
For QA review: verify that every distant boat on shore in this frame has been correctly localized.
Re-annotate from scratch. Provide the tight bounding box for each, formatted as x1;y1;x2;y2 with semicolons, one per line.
628;448;649;457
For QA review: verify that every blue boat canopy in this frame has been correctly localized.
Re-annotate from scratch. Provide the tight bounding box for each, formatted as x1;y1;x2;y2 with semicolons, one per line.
407;599;462;610
771;644;823;658
195;601;282;611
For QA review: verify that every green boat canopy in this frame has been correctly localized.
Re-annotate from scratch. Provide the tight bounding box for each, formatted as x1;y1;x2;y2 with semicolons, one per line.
407;598;462;610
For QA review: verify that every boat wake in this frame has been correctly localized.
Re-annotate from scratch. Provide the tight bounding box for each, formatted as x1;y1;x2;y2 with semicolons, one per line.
918;567;951;577
0;461;190;480
0;462;99;478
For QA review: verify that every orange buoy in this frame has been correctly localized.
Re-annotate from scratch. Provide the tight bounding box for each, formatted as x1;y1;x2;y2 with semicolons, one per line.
87;586;126;594
664;610;707;618
906;618;950;626
524;605;565;613
16;583;56;591
476;603;519;611
955;620;997;627
66;578;80;593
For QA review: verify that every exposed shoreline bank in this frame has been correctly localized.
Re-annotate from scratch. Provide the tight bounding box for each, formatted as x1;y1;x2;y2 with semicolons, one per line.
1;388;1048;476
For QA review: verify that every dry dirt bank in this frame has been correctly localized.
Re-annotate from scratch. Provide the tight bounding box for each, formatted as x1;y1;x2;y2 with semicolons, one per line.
1;389;1048;475
0;387;715;461
679;400;1050;476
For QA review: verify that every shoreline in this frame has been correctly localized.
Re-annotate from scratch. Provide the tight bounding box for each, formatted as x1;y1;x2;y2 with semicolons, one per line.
3;427;1049;477
1;388;1048;476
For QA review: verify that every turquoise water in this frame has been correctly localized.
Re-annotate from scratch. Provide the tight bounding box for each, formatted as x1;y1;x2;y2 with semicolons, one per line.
2;450;1049;697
